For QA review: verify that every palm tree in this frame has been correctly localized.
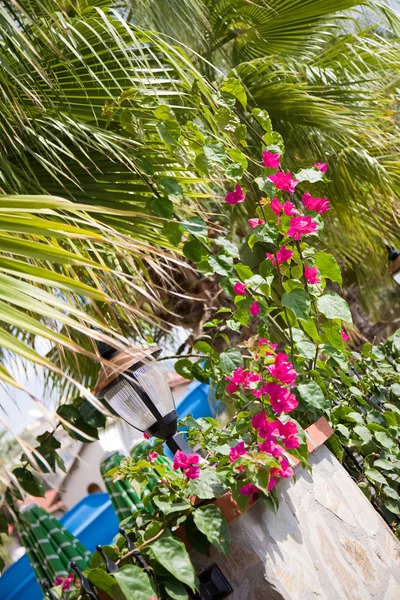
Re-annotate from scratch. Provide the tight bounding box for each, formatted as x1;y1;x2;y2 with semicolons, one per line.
0;0;399;398
0;0;240;397
129;0;400;285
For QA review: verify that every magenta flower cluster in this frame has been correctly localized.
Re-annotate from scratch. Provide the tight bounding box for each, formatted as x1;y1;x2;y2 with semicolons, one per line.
55;573;75;591
173;450;201;480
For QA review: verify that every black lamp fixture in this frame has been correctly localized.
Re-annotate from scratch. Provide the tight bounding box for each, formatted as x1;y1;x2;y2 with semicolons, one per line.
386;245;400;287
94;342;191;454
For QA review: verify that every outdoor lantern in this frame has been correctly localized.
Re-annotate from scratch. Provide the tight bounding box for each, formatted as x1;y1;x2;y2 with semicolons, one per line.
94;342;191;454
386;245;400;287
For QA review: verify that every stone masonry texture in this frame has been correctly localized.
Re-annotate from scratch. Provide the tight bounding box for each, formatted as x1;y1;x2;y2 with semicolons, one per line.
191;445;400;600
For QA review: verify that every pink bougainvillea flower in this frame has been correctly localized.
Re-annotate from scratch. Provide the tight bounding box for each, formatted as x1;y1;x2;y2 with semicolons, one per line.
227;367;262;391
341;329;349;341
185;465;200;479
262;151;280;169
266;245;294;266
225;184;246;205
304;264;321;284
302;192;330;214
250;301;261;316
270;196;282;215
227;366;246;386
270;197;297;217
278;421;300;449
268;477;277;492
173;450;189;470
252;410;267;431
271;456;294;479
313;162;328;173
226;382;238;394
248;217;265;229
143;432;150;440
268;171;298;193
263;382;299;414
148;451;159;463
55;576;74;591
258;437;284;458
233;281;247;295
282;201;298;216
173;453;201;480
267;353;297;385
258;419;281;441
287;215;318;240
229;441;247;463
240;482;259;502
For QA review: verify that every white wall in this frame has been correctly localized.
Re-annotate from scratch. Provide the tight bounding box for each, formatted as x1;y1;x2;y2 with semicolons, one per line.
60;442;106;510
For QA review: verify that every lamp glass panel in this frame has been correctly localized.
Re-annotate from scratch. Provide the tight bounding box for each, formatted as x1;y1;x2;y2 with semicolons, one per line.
103;378;157;431
392;270;400;286
132;362;175;416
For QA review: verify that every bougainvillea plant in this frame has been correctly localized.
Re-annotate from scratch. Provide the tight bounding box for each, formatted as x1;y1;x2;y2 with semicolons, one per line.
76;146;358;600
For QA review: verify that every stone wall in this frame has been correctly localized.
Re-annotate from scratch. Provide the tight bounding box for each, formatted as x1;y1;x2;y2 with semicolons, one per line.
191;445;400;600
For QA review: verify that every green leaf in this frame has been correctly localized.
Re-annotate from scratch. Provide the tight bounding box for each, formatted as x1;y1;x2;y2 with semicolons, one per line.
158;120;181;146
252;108;272;133
165;579;188;600
297;380;326;410
254;177;275;196
365;468;388;485
220;77;247;108
84;569;125;600
151;535;197;591
153;496;191;516
316;293;352;324
193;505;230;557
36;431;61;451
353;425;372;444
383;486;400;500
384;499;400;516
113;565;157;600
159;177;183;198
187;470;228;500
149;196;174;219
253;222;278;245
374;459;395;470
295;168;324;183
203;143;227;171
183;239;206;263
180;218;208;239
219;348;243;373
225;163;243;181
374;431;395;449
302;319;321;342
320;344;348;369
253;468;271;493
315;252;342;286
337;424;350;438
282;289;311;321
296;341;315;360
235;263;254;281
12;467;45;497
0;555;4;573
174;358;193;380
163;222;182;247
194;341;212;354
228;148;248;170
321;322;344;350
79;400;106;429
